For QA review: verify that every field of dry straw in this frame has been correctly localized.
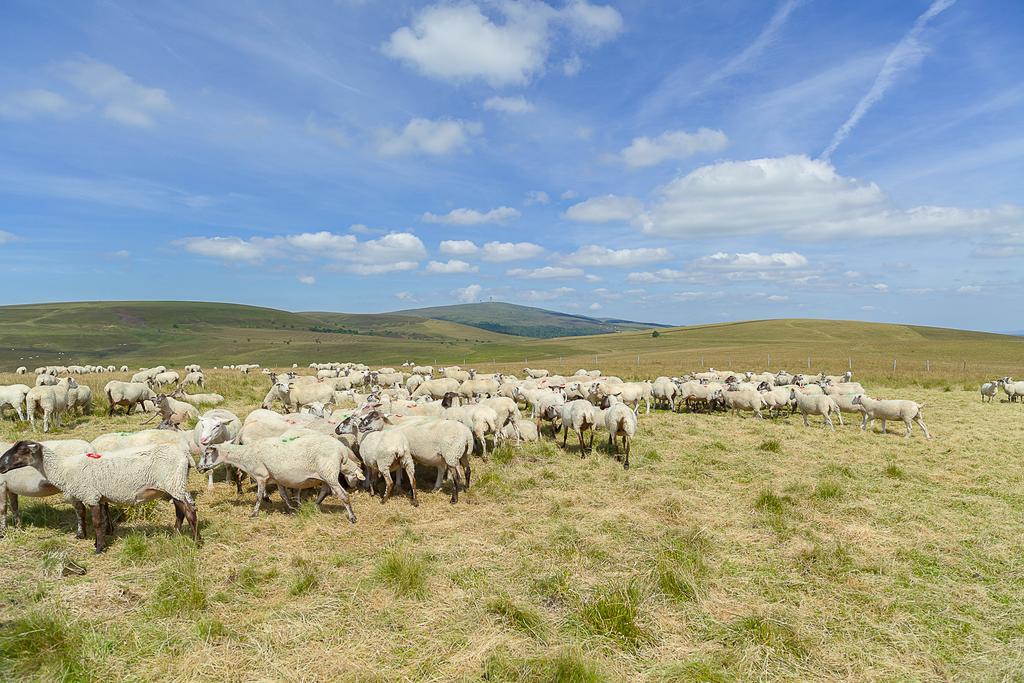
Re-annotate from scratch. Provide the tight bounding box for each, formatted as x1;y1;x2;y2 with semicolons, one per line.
1;368;1023;681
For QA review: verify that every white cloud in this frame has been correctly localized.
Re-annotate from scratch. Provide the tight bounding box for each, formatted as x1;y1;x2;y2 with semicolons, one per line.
525;190;550;205
59;57;172;128
426;259;479;274
522;286;575;301
481;241;544;262
382;1;622;86
705;0;804;89
507;266;584;279
639;155;1023;239
177;230;425;275
562;54;583;76
620;128;728;169
588;302;602;311
563;245;672;267
560;190;578;200
822;0;956;159
0;231;16;245
696;251;808;270
957;285;982;294
871;283;889;292
563;194;643;223
455;283;483;303
297;274;316;285
379;117;481;156
483;95;535;114
627;269;692;284
0;89;70;120
422;206;520;225
439;239;480;256
395;291;418;302
766;294;788;302
672;291;710;302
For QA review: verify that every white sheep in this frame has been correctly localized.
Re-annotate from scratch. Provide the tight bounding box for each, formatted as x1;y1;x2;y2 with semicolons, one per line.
26;381;71;432
999;377;1024;403
0;440;197;553
172;388;224;406
104;381;156;416
152;393;199;429
263;374;335;413
66;382;93;415
181;371;205;388
337;417;417;506
148;371;180;388
604;402;637;469
441;397;498;459
852;395;930;439
198;433;364;521
193;409;243;489
0;439;91;536
354;411;473;504
559;399;599;455
499;419;538;443
720;387;765;419
0;384;30;421
789;388;842;431
15;366;27;375
980;381;999;403
410;377;460;400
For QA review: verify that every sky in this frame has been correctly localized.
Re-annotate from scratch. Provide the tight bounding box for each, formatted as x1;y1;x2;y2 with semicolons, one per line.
1;0;1023;331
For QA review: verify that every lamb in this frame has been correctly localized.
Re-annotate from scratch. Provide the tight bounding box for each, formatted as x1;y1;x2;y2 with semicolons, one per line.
171;388;225;406
523;368;550;379
0;439;91;536
35;373;59;387
590;381;652;414
559;399;599;455
651;378;679;410
351;411;473;504
105;381;156;416
198;434;364;521
757;383;794;417
336;417;417;506
26;381;71;432
15;367;27;375
821;372;853;384
604;402;637;469
0;384;30;421
825;382;865;396
119;365;129;372
152;393;199;429
0;440;197;553
499;419;538;443
181;371;205;388
852;395;930;439
411;365;433;376
478;396;521;443
193;409;243;489
458;378;499;400
980;381;999;403
184;364;202;373
789;388;842;431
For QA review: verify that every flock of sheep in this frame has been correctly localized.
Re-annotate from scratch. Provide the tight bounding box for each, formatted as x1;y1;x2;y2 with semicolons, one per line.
0;359;1011;554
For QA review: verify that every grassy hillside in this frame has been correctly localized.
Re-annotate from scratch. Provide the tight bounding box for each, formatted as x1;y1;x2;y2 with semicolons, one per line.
392;302;669;338
1;302;1023;383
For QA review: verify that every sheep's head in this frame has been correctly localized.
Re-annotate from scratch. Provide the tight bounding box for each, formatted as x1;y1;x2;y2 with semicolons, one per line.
197;445;224;472
0;440;44;474
358;410;391;433
440;391;460;408
340;456;366;484
197;417;228;446
757;381;771;392
851;395;864;405
335;414;359;436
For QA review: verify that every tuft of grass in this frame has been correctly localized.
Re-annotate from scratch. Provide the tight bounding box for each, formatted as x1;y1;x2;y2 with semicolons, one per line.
813;478;843;501
821;463;853;478
754;489;786;514
652;660;732;682
758;439;782;454
577;581;653;649
884;463;907;479
150;546;207;617
195;618;228;641
724;614;807;660
296;500;319;520
120;533;151;565
654;528;709;603
0;611;88;680
491;443;517;465
486;594;546;638
376;548;429;598
289;567;320;596
642;447;661;462
483;647;603;683
232;565;280;594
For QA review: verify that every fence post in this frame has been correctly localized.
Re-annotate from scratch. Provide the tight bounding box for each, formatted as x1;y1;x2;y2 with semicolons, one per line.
893;359;897;372
927;360;930;372
848;357;852;370
807;356;811;369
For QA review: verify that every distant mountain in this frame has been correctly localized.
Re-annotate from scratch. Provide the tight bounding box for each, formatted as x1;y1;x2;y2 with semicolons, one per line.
391;302;670;338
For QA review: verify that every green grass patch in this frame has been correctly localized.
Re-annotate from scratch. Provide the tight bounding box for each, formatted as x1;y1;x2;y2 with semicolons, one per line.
376;548;429;598
483;646;603;683
724;614;807;660
486;594;546;638
758;439;782;454
813;478;843;501
120;533;151;565
231;564;280;594
577;581;653;649
289;568;320;596
150;545;207;617
884;463;907;479
754;488;787;514
652;660;732;682
0;611;90;680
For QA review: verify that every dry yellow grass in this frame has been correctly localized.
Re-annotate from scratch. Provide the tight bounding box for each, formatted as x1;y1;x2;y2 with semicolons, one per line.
1;369;1023;681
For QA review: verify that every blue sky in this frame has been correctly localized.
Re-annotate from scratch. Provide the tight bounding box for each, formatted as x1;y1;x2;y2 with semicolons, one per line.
1;0;1022;331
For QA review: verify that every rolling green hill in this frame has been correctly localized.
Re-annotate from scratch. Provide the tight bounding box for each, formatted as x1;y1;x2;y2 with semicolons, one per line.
391;302;669;338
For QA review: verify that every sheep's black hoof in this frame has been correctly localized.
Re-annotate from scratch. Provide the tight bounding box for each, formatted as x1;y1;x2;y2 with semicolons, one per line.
623;463;630;470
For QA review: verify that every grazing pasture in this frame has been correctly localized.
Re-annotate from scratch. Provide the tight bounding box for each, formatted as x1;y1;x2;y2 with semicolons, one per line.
1;365;1022;681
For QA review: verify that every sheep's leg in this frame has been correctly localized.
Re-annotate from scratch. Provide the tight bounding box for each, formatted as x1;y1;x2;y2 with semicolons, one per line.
588;430;594;454
380;469;394;504
392;467;402;491
880;419;887;435
577;430;586;458
0;491;7;537
278;486;296;511
447;465;461;504
173;499;185;532
73;500;87;539
250;481;267;517
479;431;488;461
836;410;844;426
825;414;835;432
330;483;356;524
623;435;631;470
462;454;472;490
432;467;445;491
232;466;244;495
314;483;331;509
91;505;106;553
916;417;931;440
904;419;913;438
609;433;615;452
404;460;418;507
561;424;568;449
802;413;809;427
